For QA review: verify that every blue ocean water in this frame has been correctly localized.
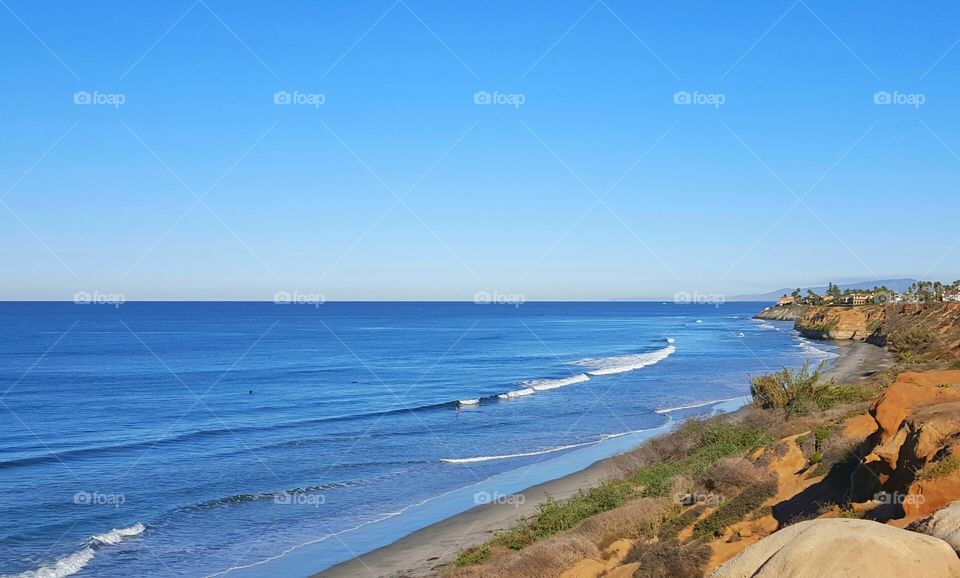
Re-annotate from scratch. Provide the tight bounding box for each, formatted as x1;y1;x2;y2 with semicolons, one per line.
0;302;836;577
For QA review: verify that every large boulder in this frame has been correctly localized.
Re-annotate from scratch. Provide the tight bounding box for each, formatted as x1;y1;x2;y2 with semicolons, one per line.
710;518;960;577
912;501;960;555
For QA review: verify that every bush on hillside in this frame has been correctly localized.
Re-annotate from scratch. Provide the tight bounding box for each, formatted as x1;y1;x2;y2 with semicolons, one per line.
750;361;862;417
623;539;712;578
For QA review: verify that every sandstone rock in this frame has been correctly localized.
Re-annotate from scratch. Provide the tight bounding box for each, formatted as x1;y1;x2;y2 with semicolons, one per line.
603;562;640;578
870;371;960;444
912;501;960;555
602;538;633;567
559;558;605;578
842;413;878;440
710;518;960;577
795;306;884;341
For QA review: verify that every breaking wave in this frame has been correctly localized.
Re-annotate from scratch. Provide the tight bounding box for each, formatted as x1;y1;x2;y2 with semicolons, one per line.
11;523;145;578
573;341;676;376
797;337;839;359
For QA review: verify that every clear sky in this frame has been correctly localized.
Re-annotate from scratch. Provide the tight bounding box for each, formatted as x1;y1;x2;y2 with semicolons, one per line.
1;1;958;300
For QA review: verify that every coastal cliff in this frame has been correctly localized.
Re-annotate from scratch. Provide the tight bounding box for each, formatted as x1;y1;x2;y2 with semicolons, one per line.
757;303;960;358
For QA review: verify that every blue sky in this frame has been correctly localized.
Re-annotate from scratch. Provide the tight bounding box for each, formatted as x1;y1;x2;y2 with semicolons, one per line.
1;0;959;300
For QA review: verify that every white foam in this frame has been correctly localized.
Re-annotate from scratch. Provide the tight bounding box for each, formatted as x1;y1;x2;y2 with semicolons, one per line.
497;387;536;399
12;524;144;578
574;344;675;376
655;397;743;414
91;523;145;545
441;427;659;464
10;548;95;578
523;373;590;392
458;399;480;406
797;338;839;359
440;442;595;463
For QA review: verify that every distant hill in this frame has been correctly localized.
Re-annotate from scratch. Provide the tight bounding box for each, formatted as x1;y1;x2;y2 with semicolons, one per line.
730;278;919;302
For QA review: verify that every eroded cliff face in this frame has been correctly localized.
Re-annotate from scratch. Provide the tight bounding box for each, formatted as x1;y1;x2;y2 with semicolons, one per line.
757;303;960;355
855;370;960;516
795;306;885;341
753;305;806;321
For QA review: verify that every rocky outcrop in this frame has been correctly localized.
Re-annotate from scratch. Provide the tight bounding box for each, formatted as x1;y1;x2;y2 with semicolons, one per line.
855;370;960;515
710;518;960;577
794;305;885;341
756;303;960;356
754;305;807;321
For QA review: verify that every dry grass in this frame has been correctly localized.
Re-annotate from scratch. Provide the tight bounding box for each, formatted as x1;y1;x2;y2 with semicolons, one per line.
448;534;600;578
567;498;669;548
700;457;768;497
621;539;712;578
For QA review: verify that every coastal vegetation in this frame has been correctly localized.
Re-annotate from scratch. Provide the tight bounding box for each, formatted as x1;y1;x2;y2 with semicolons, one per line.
749;361;865;417
448;303;960;578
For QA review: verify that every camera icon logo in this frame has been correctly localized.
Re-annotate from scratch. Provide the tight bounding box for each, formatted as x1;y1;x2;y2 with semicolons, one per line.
873;91;892;105
473;91;492;105
673;91;691;105
274;91;292;105
73;91;91;105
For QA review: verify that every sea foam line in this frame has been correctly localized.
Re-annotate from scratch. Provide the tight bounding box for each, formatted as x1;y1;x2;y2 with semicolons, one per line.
440;427;662;464
654;397;747;414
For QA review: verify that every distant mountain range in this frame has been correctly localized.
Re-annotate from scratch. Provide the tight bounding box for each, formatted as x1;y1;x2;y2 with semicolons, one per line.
729;278;919;302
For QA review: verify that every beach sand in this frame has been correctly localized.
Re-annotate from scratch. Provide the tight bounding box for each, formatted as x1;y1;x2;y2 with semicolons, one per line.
316;341;893;578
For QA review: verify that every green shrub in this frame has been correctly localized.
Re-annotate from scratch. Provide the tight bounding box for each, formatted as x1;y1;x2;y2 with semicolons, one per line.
888;327;938;357
453;543;489;566
809;452;823;465
920;456;960;480
837;507;865;519
751;362;862;417
492;481;635;550
657;505;704;541
692;481;778;540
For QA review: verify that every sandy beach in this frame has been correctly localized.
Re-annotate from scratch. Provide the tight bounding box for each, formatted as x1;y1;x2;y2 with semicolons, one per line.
316;340;893;578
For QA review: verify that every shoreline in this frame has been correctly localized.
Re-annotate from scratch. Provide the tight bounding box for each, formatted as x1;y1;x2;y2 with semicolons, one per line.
315;340;893;578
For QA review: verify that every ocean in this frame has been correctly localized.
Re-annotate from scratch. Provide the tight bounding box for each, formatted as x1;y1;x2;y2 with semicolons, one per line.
0;302;837;577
